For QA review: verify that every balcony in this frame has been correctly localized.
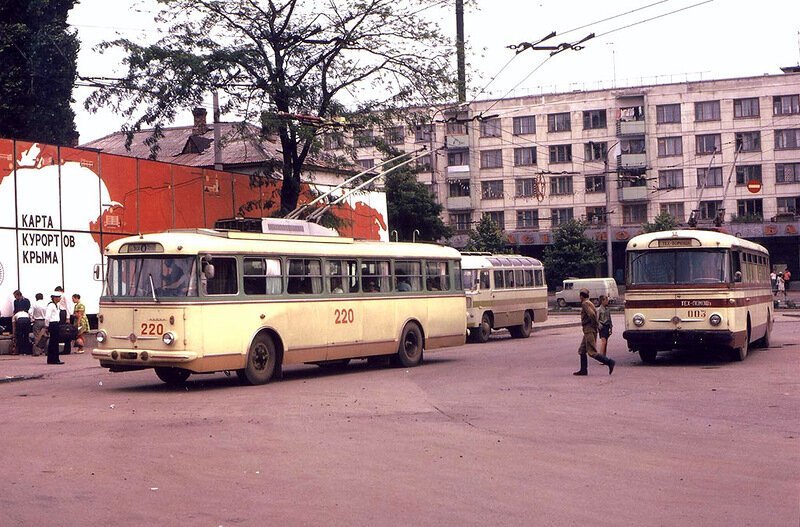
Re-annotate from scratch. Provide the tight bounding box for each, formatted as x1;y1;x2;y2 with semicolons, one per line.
616;120;645;136
446;134;469;149
446;196;472;210
447;165;470;175
619;185;649;202
617;153;647;170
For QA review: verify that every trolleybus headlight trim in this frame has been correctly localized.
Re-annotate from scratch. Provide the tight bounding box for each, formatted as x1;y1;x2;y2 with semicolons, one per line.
96;330;107;343
162;332;177;345
633;313;645;327
709;313;722;326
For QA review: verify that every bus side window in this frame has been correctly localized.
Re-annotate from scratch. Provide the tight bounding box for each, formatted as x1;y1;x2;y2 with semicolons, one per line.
205;257;238;295
534;270;544;287
479;271;490;290
731;251;741;283
524;269;534;287
515;270;524;289
494;270;504;289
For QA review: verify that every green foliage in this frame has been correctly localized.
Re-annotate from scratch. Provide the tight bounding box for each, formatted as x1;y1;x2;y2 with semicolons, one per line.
85;0;457;213
542;220;604;289
642;211;679;233
465;215;509;254
730;213;763;224
0;0;78;145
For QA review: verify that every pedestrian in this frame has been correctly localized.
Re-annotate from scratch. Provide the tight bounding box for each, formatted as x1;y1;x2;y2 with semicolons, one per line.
777;273;786;300
12;290;32;355
784;269;791;293
72;294;88;353
45;291;65;365
770;271;777;296
597;294;613;357
54;286;72;355
574;288;615;376
31;293;48;356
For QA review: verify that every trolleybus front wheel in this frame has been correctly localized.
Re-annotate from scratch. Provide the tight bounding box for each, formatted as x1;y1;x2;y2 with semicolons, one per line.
509;311;532;339
155;367;191;386
639;348;657;364
396;323;423;368
238;333;279;385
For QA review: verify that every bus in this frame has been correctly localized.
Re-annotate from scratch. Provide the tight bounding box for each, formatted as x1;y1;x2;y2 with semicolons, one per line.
460;253;548;343
91;219;467;385
623;229;772;363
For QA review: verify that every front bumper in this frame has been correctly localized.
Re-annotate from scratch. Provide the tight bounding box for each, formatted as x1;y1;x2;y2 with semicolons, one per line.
92;348;198;371
622;329;742;351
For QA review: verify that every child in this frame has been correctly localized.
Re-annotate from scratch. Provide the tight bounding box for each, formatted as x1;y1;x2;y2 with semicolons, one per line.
72;294;89;354
597;295;612;357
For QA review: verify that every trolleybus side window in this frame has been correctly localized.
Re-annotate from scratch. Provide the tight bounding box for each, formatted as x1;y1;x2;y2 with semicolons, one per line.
362;260;390;292
205;257;238;295
426;261;450;291
327;259;358;294
243;257;282;295
395;260;423;292
288;258;323;294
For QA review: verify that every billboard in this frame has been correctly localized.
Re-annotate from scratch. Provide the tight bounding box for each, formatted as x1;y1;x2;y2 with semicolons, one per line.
0;138;388;320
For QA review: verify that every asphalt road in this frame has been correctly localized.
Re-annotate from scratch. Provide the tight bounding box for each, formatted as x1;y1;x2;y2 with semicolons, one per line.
1;314;798;526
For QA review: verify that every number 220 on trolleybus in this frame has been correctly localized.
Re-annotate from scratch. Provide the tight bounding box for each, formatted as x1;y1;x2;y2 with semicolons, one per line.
92;219;467;385
623;229;772;363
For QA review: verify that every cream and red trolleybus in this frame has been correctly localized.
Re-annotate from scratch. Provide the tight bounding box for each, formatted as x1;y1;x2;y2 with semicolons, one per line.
92;218;466;385
460;253;548;343
623;229;772;363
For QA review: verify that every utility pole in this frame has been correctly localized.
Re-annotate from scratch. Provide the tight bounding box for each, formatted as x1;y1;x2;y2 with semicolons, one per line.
213;91;223;171
455;0;466;103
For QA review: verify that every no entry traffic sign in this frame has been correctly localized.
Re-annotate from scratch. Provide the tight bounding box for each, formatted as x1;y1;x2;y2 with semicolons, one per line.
747;179;762;193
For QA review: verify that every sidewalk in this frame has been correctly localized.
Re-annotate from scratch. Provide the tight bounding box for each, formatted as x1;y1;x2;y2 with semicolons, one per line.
0;349;99;384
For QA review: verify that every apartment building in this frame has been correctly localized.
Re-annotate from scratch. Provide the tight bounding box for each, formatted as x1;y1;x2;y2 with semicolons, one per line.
326;71;800;277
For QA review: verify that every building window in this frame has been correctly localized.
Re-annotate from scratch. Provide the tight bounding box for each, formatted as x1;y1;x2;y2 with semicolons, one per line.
447;150;469;166
773;95;800;116
323;132;344;149
480;149;503;168
658;169;684;189
699;200;723;221
584;142;608;162
549;144;572;163
479;117;502;138
657;136;683;157
697;167;723;188
656;103;681;124
734;97;760;118
775;129;800;150
448;180;470;197
735;165;762;185
777;163;800;183
620;138;645;154
696;134;721;155
582;109;607;129
515;178;538;198
736;199;763;219
516;209;539;229
414;124;434;142
735;131;761;152
622;204;648;224
354;128;374;147
547;112;571;132
384;126;405;145
514;147;537;166
660;202;685;222
513;115;536;135
586;206;606;225
416;154;432;172
481;180;504;199
357;158;375;169
777;197;800;214
484;211;505;229
450;212;471;231
695;100;721;121
551;208;573;226
550;176;573;195
585;175;605;193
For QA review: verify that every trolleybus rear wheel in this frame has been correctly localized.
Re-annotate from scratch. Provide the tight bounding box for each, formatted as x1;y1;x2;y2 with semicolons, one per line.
396;323;423;367
639;348;657;364
155;367;191;386
238;333;279;385
509;311;532;339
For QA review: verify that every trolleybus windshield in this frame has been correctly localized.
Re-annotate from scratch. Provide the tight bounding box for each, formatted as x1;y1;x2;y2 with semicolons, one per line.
106;256;198;298
628;249;730;285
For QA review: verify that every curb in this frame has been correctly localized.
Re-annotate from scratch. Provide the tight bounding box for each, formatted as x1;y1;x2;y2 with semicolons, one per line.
1;374;44;384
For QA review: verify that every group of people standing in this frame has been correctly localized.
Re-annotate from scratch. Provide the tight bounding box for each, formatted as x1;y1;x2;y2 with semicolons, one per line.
770;269;791;299
11;289;89;365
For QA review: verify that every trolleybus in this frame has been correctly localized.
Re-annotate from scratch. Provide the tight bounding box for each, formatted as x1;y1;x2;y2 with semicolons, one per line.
460;253;548;343
92;219;466;385
623;229;772;363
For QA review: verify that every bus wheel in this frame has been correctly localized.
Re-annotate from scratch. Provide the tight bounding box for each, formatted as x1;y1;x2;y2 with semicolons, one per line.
755;314;772;348
397;323;423;367
732;337;748;361
155;367;191;386
639;348;657;364
510;311;532;339
238;334;279;385
471;314;492;343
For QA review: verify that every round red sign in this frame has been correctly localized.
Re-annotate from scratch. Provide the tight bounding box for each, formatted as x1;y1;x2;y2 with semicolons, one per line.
747;179;762;193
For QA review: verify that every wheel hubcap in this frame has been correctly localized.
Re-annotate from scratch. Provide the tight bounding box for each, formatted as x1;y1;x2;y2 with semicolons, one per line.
253;343;269;370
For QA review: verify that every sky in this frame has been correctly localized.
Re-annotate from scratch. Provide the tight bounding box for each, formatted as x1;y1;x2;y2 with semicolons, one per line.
67;0;800;144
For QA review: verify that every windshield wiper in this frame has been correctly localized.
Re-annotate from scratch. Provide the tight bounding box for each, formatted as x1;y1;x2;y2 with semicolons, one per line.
149;273;158;302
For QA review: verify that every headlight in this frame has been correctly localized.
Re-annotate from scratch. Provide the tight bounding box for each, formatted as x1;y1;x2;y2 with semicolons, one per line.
709;313;722;326
96;330;107;343
162;332;176;345
632;313;645;327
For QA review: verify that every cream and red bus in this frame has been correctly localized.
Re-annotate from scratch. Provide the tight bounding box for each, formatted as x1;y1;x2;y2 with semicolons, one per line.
92;219;466;385
460;253;548;343
623;229;772;363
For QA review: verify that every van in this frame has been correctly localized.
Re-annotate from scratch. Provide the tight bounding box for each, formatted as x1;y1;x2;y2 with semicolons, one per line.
555;278;618;307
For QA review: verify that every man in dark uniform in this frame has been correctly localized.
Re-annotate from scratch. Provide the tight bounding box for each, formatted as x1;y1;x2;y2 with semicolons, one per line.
12;290;32;355
574;288;616;376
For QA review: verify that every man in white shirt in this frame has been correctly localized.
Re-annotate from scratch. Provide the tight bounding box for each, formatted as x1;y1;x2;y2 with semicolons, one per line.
31;293;48;356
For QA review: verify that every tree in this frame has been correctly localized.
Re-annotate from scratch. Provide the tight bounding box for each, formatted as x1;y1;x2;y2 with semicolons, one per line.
86;0;456;213
0;0;79;145
465;215;509;254
642;211;679;233
542;220;604;289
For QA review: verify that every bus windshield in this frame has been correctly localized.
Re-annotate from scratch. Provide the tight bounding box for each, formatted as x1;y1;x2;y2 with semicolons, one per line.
628;249;730;285
106;256;198;298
